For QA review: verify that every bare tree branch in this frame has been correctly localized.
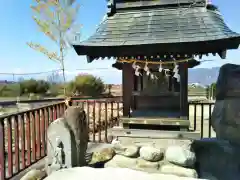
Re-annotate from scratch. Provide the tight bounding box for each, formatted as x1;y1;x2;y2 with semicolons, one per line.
28;0;80;95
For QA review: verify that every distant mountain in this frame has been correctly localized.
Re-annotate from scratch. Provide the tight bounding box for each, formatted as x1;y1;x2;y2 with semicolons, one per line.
0;67;221;86
188;67;220;86
0;80;15;84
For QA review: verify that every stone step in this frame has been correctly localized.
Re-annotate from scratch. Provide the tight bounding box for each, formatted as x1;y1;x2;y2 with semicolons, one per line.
109;127;201;140
120;117;190;128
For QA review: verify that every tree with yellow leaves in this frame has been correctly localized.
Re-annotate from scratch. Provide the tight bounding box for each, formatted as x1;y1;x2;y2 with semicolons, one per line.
27;0;81;95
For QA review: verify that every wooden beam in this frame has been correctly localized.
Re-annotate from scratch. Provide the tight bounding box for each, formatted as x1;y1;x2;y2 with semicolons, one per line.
122;63;134;116
218;50;227;59
179;63;188;119
86;56;94;63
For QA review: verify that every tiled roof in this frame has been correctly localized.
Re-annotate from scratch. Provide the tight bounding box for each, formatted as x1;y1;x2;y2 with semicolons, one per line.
72;4;240;59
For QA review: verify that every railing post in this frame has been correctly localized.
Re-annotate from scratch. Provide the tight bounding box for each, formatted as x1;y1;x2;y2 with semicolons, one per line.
13;115;20;173
20;114;26;170
26;112;31;166
7;117;13;178
40;109;45;157
86;101;90;140
208;104;212;138
200;104;204;138
0;118;5;180
35;111;41;160
98;102;102;143
104;102;108;143
193;104;197;131
92;101;96;142
110;102;113;127
31;112;36;163
54;105;57;120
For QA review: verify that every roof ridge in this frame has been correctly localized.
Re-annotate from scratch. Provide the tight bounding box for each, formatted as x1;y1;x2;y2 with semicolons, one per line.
115;0;206;11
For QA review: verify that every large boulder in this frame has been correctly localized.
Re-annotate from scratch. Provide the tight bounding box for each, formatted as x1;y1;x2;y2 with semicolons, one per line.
191;138;240;180
165;146;196;168
20;169;46;180
44;167;207;180
160;164;198;178
139;146;164;162
104;155;161;173
89;147;115;165
111;139;140;157
104;154;137;169
211;64;240;143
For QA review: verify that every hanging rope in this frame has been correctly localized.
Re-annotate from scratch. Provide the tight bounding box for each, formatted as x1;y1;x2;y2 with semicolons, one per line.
117;58;192;65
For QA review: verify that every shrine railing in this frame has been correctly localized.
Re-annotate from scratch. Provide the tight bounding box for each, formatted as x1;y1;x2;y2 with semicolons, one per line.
0;98;214;180
0;98;122;180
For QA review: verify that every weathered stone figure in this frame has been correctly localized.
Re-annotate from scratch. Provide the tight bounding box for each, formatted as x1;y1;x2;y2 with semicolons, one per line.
191;64;240;180
46;106;89;175
64;106;89;166
47;138;66;174
211;63;240;143
52;138;65;167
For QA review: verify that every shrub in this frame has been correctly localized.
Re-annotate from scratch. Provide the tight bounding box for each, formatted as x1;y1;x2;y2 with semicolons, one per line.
19;79;50;95
0;83;21;97
67;74;105;97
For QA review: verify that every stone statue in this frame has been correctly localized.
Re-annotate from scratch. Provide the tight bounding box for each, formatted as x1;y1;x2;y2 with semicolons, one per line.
47;138;66;174
52;138;66;167
63;106;89;166
46;106;89;175
211;63;240;143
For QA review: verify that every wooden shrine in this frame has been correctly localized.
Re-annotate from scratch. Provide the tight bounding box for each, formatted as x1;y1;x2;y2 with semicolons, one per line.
111;59;200;131
72;0;240;133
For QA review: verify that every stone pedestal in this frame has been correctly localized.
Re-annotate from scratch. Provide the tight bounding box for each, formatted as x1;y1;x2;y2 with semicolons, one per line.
211;64;240;143
191;138;240;180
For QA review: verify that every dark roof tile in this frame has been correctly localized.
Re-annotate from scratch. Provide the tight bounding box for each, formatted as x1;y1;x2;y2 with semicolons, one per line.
73;6;240;57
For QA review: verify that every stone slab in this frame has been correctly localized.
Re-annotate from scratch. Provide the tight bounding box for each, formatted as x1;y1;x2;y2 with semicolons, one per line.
110;127;201;140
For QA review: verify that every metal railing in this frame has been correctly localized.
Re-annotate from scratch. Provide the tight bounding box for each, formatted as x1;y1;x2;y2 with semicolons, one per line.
0;98;215;179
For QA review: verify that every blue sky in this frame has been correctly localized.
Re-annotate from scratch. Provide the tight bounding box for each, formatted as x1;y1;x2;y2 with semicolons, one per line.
0;0;240;84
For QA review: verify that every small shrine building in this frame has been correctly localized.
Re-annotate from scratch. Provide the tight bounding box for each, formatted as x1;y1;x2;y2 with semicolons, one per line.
72;0;240;131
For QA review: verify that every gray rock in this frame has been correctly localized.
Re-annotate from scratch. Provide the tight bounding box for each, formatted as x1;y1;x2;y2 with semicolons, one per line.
201;172;219;180
160;164;198;178
121;145;140;157
104;154;137;168
136;158;160;172
139;146;164;162
105;154;162;173
191;138;240;180
89;147;115;165
165;146;196;167
111;138;140;157
20;169;46;180
44;167;207;180
211;64;240;143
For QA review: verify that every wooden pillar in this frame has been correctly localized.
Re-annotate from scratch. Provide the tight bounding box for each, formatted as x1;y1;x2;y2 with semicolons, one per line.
122;63;134;117
179;63;188;119
168;71;173;91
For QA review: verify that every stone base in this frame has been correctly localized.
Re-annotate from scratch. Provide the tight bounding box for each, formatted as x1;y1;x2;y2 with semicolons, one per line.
191;138;240;180
109;127;201;148
121;117;190;131
103;139;198;178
